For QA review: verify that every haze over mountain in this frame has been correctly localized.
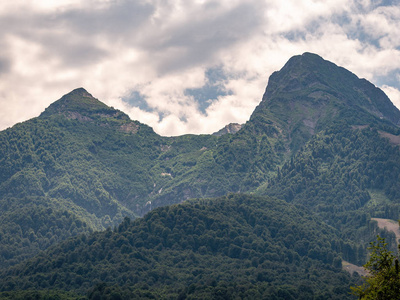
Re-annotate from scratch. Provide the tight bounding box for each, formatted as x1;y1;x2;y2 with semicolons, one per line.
0;53;400;299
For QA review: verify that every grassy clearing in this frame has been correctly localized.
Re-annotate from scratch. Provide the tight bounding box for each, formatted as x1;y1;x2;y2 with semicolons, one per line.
366;189;391;208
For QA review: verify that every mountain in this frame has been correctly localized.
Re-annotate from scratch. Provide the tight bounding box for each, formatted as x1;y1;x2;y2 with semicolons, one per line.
248;52;400;153
0;52;400;298
0;86;282;268
0;88;164;267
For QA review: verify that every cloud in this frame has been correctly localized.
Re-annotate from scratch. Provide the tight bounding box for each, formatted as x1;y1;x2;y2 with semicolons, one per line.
0;0;400;135
381;85;400;108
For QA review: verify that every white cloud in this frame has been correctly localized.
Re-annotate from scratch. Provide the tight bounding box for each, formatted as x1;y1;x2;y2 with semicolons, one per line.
381;85;400;108
0;0;400;135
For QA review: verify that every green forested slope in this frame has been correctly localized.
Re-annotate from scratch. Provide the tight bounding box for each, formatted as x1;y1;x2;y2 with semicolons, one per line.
0;89;164;267
0;88;283;267
258;123;400;264
248;53;400;154
0;194;356;299
1;52;400;298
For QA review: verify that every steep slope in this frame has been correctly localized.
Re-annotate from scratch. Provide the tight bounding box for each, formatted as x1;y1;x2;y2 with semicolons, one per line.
0;88;166;267
247;52;400;153
251;54;400;255
212;123;243;136
1;51;400;275
146;128;281;215
258;124;400;229
0;87;282;267
0;194;357;299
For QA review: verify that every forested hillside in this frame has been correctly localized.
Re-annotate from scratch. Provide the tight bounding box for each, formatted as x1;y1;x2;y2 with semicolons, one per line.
0;53;400;298
0;87;284;267
258;123;400;264
0;194;357;299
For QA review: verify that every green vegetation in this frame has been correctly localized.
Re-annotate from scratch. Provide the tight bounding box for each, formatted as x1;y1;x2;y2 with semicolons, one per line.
0;88;284;267
0;194;356;299
0;53;400;298
0;290;82;300
259;124;400;264
351;236;400;299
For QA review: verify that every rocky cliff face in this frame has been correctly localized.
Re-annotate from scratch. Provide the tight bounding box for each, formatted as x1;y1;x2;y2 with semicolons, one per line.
212;123;243;136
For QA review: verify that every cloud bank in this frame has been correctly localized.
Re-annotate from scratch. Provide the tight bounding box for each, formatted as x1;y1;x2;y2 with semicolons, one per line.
1;0;400;135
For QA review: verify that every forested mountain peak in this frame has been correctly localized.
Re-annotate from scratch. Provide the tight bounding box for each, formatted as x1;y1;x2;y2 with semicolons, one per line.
247;52;400;153
40;87;130;122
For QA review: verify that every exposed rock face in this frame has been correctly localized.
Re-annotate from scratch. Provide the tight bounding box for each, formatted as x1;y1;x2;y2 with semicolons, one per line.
212;123;243;136
119;122;139;134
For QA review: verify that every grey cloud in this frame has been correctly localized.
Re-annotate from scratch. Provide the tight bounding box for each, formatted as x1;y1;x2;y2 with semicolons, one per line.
39;36;109;67
0;56;11;75
0;1;155;68
122;90;154;113
60;1;155;38
141;1;266;74
0;1;265;74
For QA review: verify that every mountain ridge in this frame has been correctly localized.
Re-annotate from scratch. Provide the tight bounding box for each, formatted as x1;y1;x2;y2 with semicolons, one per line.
248;52;400;153
0;52;400;298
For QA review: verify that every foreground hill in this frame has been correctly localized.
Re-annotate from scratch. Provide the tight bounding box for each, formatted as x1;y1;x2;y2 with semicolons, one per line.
0;194;357;299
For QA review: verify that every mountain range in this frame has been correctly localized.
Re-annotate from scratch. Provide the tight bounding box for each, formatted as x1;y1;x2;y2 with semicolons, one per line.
0;52;399;299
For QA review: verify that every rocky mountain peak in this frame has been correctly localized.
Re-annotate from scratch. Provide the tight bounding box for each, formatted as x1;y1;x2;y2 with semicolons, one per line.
212;123;243;136
246;52;400;152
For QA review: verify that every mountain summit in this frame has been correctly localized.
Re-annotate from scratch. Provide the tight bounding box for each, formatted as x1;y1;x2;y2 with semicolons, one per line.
40;87;112;117
248;52;400;152
39;87;143;134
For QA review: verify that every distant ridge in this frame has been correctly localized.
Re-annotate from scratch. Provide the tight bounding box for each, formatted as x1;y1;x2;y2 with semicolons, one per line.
212;123;243;136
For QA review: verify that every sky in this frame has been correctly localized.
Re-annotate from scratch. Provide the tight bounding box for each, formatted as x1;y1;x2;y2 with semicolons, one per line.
1;0;400;136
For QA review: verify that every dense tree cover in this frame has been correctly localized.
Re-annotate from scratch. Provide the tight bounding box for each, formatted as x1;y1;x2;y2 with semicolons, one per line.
0;88;284;266
0;199;93;269
147;128;282;215
259;124;400;264
0;194;357;299
0;103;158;266
1;54;400;298
0;289;82;300
351;236;400;299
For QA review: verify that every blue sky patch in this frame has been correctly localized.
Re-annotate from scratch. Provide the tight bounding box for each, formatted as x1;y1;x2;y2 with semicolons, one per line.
185;66;232;114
